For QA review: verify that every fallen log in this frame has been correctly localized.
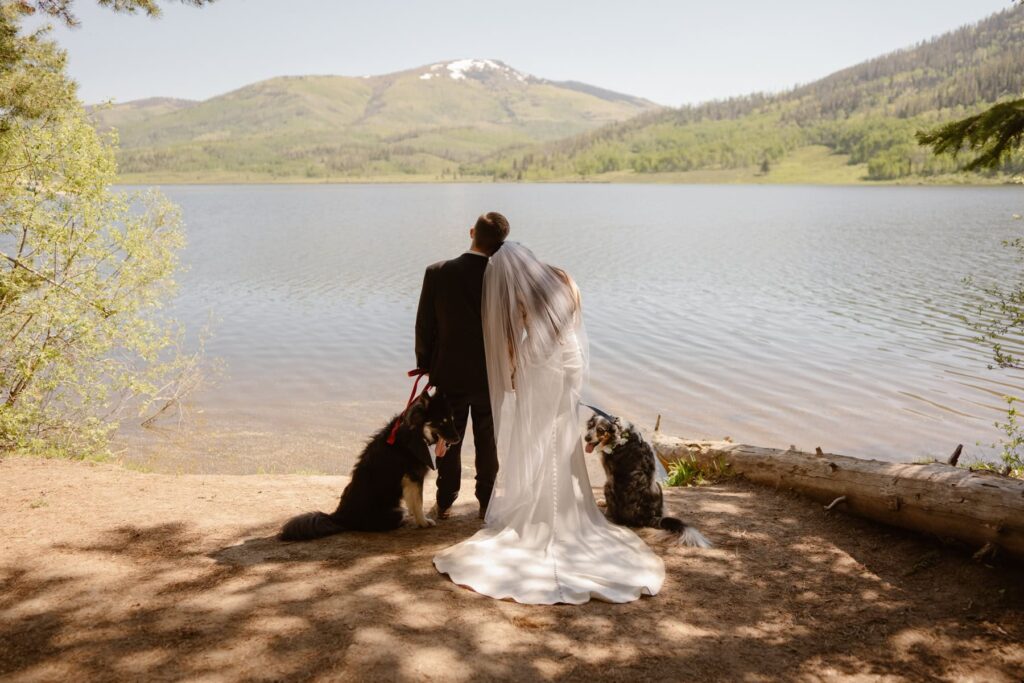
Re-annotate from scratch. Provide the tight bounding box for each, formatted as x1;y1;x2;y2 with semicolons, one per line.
653;433;1024;560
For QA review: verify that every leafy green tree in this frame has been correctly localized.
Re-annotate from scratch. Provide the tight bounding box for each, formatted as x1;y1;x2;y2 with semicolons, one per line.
1;0;209;455
915;1;1024;477
960;237;1024;474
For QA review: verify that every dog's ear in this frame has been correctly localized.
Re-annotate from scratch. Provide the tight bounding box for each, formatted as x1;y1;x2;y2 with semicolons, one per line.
404;392;430;428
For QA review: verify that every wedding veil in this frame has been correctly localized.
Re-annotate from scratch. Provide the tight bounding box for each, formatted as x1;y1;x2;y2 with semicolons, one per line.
481;241;589;525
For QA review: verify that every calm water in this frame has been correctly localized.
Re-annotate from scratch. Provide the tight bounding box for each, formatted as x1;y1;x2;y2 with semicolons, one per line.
115;184;1024;475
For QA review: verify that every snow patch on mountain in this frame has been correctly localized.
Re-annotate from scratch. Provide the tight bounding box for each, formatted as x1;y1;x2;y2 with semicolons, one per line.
420;59;530;83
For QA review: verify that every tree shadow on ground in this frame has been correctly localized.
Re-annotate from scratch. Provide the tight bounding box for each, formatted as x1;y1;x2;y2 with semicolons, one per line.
1;480;1022;681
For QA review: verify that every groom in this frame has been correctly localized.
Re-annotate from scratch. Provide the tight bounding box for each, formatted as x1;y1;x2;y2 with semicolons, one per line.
415;212;509;520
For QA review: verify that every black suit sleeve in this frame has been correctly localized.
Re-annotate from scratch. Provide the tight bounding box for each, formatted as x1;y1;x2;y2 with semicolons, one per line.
415;266;437;372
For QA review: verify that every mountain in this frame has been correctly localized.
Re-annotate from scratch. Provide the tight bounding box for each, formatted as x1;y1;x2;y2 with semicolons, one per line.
92;59;660;181
468;6;1024;183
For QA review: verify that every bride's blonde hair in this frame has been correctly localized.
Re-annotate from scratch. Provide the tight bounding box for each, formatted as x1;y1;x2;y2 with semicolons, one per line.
485;242;579;369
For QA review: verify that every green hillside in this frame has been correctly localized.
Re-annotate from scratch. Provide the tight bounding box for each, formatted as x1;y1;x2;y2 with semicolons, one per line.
87;97;196;129
467;6;1024;183
92;59;659;182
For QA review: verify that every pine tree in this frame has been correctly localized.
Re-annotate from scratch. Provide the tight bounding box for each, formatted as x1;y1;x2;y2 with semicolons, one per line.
11;0;212;27
916;98;1024;170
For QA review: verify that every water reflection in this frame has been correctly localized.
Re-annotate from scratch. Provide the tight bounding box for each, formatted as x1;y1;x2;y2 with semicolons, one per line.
114;184;1024;474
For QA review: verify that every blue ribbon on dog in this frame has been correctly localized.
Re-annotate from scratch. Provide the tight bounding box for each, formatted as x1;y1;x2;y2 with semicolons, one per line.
580;402;614;420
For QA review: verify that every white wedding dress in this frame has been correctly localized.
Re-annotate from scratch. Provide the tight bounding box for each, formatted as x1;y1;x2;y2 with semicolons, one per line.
433;242;664;605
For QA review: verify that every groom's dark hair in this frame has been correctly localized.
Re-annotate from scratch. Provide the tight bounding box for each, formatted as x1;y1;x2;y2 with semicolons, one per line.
473;212;510;255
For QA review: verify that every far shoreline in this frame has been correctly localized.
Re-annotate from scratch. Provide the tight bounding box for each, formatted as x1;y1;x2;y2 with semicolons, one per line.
114;147;1019;188
114;175;1017;187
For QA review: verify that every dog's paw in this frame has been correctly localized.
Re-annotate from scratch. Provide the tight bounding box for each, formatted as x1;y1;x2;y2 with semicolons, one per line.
417;517;436;528
597;499;607;508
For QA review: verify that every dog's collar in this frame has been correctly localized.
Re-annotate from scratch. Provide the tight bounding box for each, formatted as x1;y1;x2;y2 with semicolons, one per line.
600;430;631;454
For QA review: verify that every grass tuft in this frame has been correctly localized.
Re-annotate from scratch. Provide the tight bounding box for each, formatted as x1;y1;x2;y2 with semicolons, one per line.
664;453;732;487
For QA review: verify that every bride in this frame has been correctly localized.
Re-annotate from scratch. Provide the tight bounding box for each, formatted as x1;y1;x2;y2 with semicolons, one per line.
433;241;665;604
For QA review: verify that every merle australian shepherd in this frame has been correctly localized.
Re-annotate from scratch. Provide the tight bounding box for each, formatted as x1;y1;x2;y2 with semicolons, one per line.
279;389;461;541
584;414;711;548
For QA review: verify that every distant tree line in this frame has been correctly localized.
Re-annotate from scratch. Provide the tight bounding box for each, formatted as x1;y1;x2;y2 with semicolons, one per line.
465;4;1024;182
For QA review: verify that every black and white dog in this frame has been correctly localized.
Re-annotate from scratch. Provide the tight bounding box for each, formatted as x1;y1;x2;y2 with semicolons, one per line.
584;414;711;548
280;389;461;541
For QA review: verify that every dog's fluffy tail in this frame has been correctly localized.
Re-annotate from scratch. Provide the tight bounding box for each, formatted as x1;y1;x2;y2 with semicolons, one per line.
279;511;345;542
656;516;712;548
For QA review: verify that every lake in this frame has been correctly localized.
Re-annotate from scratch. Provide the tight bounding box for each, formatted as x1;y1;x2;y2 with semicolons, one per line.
114;184;1024;476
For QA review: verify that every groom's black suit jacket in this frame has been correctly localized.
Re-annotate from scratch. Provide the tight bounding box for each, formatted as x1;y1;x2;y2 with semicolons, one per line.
415;252;489;395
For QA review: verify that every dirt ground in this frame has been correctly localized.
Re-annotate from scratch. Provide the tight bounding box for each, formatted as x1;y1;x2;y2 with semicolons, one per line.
1;457;1022;682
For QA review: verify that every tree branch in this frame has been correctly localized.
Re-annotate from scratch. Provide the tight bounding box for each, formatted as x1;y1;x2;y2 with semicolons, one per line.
916;98;1024;171
0;249;114;316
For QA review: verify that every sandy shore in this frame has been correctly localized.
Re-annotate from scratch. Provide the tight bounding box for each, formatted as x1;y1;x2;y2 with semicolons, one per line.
1;457;1022;682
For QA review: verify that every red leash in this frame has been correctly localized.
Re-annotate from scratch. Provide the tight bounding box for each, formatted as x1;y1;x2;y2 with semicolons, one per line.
386;368;432;445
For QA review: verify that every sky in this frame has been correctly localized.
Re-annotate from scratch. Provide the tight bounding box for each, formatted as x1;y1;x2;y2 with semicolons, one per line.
30;0;1016;107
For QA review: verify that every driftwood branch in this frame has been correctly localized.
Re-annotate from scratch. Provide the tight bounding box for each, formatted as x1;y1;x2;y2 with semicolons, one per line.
140;350;205;428
823;496;847;511
948;444;963;466
653;434;1024;560
973;542;998;563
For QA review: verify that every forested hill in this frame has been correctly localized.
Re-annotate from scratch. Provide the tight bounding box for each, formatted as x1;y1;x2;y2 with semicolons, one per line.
468;6;1024;182
92;60;658;182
